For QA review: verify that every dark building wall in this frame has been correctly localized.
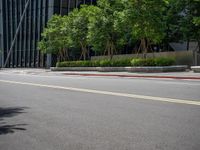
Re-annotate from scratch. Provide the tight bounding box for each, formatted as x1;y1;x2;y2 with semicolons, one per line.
0;0;50;67
55;0;95;15
0;0;96;68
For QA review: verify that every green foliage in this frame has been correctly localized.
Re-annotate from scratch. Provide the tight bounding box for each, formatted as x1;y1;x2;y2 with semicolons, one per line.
87;0;127;59
56;59;132;67
131;57;175;66
119;0;168;54
57;57;175;67
155;57;175;66
39;0;200;63
111;59;132;67
98;60;112;67
57;61;92;67
131;58;155;66
98;58;132;67
193;17;200;26
38;15;70;61
38;15;62;54
96;58;133;67
166;0;200;51
67;6;99;60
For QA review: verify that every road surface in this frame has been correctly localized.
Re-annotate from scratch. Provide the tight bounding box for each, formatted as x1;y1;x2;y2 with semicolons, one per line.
0;69;200;150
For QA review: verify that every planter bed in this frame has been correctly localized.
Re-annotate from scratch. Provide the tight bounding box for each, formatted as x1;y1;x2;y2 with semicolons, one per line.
51;65;188;73
191;66;200;73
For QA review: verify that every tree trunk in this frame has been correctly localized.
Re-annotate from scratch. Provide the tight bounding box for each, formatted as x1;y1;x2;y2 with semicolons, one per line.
140;38;147;58
59;48;69;62
80;42;88;61
83;48;86;61
110;41;114;60
137;38;152;58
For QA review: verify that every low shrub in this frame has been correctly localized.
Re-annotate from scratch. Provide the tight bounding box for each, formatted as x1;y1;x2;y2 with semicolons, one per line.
111;59;132;67
91;60;100;67
56;59;133;67
154;57;175;66
131;58;155;66
131;57;175;66
56;57;175;67
99;60;112;67
56;61;92;67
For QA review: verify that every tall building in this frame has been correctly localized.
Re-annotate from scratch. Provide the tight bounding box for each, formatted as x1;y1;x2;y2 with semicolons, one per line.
0;0;95;68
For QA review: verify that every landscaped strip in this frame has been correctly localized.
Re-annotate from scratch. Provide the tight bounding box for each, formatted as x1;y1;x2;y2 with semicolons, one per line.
52;57;188;73
56;57;176;68
51;66;187;73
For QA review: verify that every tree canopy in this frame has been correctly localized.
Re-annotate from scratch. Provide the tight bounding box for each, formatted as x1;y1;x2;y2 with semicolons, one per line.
117;0;168;55
166;0;200;51
38;0;200;61
67;5;100;60
87;0;128;59
38;15;70;61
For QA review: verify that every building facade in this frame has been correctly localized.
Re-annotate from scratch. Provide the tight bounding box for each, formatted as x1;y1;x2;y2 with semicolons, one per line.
0;0;95;68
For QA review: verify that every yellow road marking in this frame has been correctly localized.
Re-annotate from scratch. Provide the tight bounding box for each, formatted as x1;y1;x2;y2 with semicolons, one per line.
0;79;199;106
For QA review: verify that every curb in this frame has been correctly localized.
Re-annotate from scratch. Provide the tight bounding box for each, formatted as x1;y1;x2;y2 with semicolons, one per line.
63;73;200;80
51;65;188;73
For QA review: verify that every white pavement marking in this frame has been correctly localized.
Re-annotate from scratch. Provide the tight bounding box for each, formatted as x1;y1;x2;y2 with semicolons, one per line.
0;79;200;106
0;72;80;79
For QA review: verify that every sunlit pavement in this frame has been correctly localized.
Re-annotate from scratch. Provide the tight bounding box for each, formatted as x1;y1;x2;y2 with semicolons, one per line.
0;69;200;150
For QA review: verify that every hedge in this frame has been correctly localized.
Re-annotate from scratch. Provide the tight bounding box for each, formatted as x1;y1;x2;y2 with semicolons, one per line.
56;58;132;67
131;57;175;66
56;57;175;67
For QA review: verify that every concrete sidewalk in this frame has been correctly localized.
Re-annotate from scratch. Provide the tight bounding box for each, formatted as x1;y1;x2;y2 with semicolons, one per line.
60;71;200;80
1;68;200;80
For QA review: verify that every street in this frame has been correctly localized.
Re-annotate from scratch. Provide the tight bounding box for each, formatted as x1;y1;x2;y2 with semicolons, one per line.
0;69;200;150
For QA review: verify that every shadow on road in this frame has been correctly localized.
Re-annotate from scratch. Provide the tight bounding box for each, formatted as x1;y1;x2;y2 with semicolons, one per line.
0;107;27;135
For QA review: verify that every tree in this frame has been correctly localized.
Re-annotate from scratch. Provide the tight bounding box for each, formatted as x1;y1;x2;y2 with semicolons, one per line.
67;5;99;60
121;0;168;56
38;15;70;61
166;0;200;51
88;0;126;59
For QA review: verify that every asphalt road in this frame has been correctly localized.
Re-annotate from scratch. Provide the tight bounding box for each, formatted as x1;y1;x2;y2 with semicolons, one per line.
0;70;200;150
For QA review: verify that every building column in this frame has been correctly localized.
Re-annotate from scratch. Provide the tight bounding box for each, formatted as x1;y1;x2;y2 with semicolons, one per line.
0;0;4;67
46;0;55;68
46;54;52;68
